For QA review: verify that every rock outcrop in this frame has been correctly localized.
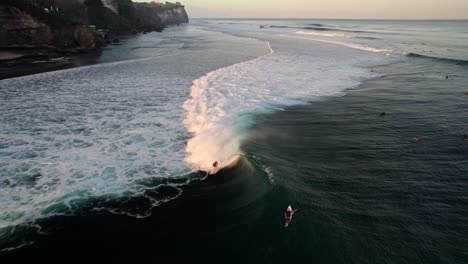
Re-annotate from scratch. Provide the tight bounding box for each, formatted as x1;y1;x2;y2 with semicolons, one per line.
0;0;189;61
156;6;189;25
133;4;164;32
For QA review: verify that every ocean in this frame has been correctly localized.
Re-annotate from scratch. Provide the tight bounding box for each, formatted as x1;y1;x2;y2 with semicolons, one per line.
0;19;467;263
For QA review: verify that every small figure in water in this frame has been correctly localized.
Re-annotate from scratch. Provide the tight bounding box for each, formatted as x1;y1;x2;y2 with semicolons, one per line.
464;91;468;95
284;205;298;228
446;76;449;79
411;136;422;143
464;134;468;141
380;112;386;117
212;161;218;169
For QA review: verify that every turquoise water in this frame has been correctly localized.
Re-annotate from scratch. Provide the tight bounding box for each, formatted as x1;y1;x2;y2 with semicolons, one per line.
1;20;468;262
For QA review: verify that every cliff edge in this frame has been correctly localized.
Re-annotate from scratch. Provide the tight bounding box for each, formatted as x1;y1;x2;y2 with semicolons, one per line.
135;3;188;26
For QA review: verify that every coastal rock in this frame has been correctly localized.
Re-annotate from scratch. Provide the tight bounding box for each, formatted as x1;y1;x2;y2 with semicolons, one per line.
0;6;52;47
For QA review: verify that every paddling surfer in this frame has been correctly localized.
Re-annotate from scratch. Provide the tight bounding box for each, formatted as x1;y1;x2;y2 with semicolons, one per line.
284;205;298;228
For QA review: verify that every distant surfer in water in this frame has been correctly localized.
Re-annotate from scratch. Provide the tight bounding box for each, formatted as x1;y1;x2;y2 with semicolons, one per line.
464;134;468;141
284;205;298;228
411;136;422;143
380;112;386;117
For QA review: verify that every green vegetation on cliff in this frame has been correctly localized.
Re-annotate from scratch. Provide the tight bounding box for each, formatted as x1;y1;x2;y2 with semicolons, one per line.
84;0;157;31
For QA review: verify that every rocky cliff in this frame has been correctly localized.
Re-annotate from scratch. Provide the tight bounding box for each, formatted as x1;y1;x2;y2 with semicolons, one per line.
0;0;189;61
155;6;189;25
101;0;119;14
0;6;52;47
0;4;97;60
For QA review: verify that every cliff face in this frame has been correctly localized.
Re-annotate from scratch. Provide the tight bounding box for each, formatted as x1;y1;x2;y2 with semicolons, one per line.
0;6;52;47
133;2;189;28
133;4;164;32
0;2;101;61
133;3;189;30
156;6;189;25
101;0;119;14
0;1;189;61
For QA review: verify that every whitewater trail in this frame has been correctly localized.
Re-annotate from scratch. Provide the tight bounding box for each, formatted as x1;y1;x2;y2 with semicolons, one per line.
182;42;275;172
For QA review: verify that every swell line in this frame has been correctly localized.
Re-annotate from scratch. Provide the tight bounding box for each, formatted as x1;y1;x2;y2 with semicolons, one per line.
278;34;391;53
407;53;468;66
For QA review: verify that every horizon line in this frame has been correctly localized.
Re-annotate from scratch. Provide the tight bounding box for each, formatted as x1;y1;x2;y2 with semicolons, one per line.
190;17;468;21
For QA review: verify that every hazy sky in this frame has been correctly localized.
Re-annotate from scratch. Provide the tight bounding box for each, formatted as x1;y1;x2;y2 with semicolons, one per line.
134;0;468;19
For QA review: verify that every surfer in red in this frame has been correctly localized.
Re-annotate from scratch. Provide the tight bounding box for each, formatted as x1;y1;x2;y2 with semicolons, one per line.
284;205;298;228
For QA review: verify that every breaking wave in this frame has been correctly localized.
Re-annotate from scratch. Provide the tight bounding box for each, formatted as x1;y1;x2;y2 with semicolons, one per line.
183;37;382;171
282;34;391;53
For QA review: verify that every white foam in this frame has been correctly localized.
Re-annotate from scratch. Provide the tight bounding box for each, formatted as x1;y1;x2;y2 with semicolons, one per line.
0;56;192;230
182;42;275;171
296;31;351;38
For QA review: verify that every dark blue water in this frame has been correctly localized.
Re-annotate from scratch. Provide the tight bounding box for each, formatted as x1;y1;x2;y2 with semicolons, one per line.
1;20;468;263
241;56;468;263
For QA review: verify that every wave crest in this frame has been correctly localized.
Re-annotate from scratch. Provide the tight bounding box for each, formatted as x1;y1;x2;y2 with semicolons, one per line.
407;53;468;66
